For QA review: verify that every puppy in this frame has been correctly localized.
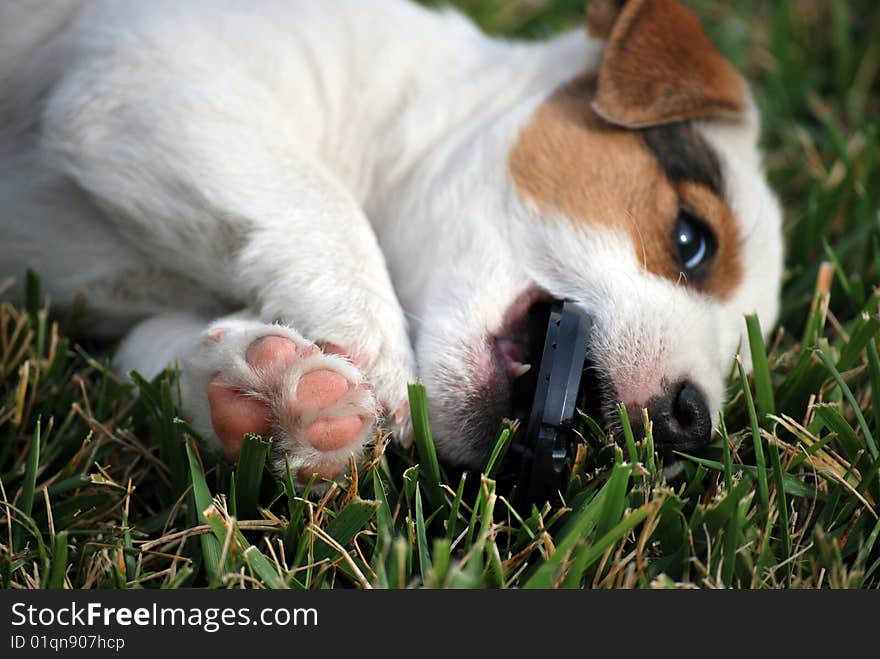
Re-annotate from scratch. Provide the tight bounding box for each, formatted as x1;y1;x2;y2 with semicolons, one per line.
0;0;783;481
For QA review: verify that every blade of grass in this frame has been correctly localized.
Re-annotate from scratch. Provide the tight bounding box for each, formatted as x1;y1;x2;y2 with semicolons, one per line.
414;485;430;584
202;507;234;576
836;313;880;371
372;469;393;543
234;434;270;520
162;564;194;589
24;269;42;321
642;408;656;477
767;436;791;586
430;537;452;587
594;459;630;540
719;413;733;491
241;543;284;589
746;314;776;421
184;440;221;584
736;357;769;511
13;418;40;552
407;384;443;510
282;457;312;562
312;499;379;563
816;348;878;458
485;423;514;479
617;404;639;464
47;530;68;589
721;493;744;587
445;473;467;543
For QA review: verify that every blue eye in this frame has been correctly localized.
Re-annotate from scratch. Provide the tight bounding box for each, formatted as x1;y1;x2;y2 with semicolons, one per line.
674;209;716;277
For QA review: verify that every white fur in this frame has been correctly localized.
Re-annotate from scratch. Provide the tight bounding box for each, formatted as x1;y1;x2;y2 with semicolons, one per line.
0;0;783;470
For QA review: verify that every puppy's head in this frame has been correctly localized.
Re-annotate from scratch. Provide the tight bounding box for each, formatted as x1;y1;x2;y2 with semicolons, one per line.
416;0;783;466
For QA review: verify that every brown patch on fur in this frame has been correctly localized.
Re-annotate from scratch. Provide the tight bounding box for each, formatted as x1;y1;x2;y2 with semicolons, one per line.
592;0;746;128
509;75;742;299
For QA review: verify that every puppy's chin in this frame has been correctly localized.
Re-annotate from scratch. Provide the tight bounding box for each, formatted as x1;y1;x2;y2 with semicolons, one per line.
432;381;509;468
422;339;522;469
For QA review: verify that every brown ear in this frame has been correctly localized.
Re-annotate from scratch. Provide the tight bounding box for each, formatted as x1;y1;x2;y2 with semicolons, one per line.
588;0;746;128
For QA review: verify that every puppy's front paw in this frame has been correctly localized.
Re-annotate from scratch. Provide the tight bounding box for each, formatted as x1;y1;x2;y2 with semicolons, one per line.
183;321;377;484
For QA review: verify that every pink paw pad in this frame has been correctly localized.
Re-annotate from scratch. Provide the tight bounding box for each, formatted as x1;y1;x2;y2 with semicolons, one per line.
205;332;373;481
208;379;271;459
296;369;351;408
303;416;365;451
294;370;364;451
245;335;300;374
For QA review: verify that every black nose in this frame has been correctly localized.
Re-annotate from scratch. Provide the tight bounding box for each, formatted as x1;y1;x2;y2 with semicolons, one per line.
648;381;712;452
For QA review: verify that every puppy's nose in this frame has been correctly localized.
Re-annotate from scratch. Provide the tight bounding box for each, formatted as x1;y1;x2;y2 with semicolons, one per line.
648;381;711;451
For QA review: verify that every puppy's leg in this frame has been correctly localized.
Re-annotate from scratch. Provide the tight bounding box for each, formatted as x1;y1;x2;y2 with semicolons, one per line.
116;312;377;483
42;67;416;443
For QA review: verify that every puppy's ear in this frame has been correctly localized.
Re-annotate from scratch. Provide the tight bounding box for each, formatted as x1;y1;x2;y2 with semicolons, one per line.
587;0;746;128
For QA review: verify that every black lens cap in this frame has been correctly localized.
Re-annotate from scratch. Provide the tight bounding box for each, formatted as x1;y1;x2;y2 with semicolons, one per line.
513;299;592;506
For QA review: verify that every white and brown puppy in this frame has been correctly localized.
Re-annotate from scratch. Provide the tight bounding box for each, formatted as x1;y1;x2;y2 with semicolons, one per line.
0;0;783;480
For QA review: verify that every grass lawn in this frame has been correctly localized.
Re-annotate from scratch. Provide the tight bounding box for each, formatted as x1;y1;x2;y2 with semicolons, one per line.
1;0;879;589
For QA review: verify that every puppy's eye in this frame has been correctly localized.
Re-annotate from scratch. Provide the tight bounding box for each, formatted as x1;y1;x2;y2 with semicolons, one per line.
674;208;716;278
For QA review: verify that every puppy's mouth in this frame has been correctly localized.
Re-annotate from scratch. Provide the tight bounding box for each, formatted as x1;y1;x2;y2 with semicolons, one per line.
466;290;605;463
492;286;551;377
494;300;551;423
465;290;555;453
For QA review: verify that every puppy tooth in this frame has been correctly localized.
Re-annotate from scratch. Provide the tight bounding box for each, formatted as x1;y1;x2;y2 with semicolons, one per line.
512;363;532;378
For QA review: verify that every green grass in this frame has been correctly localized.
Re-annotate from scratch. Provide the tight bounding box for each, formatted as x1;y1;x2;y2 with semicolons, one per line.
2;0;879;589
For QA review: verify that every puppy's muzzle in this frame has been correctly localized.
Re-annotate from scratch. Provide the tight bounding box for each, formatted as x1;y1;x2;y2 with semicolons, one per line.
510;302;714;458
